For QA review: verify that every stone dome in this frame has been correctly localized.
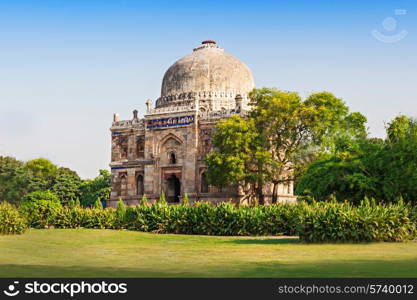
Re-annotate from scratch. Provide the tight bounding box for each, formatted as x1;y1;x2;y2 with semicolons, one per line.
156;41;254;110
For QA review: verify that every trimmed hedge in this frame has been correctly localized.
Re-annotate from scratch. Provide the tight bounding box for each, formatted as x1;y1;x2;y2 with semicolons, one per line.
299;201;417;242
52;207;115;229
2;200;416;242
121;201;417;242
121;202;304;236
0;202;27;235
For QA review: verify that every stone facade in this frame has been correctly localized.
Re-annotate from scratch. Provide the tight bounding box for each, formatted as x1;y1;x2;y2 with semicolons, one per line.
108;41;296;207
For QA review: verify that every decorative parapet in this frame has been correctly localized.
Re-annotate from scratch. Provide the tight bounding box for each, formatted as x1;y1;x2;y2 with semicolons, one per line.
146;115;195;129
146;104;197;116
111;118;145;130
155;91;249;108
198;108;247;120
111;97;249;129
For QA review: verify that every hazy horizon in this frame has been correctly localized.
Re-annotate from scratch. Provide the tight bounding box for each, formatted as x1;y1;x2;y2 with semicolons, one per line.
1;0;416;178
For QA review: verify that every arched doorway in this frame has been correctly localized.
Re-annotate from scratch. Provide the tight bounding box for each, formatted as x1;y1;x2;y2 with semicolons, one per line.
166;174;180;203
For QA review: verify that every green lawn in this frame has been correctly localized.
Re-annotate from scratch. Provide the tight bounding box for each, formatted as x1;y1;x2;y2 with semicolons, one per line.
0;229;416;277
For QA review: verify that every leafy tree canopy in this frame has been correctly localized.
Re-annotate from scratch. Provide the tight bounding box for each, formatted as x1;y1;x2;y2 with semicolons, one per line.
297;115;417;205
51;167;82;206
205;88;366;204
22;190;60;203
0;156;27;203
80;169;111;207
23;158;57;179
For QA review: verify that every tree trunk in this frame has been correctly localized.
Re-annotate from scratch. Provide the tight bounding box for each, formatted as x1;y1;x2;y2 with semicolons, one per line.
257;184;265;205
272;182;278;204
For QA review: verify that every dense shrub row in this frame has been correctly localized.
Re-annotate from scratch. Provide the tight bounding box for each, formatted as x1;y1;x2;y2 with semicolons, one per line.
0;202;27;234
299;201;417;242
17;202;303;235
122;202;304;236
10;200;417;242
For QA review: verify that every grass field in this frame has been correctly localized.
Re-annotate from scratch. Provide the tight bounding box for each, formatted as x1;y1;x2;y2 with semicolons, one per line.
0;229;416;277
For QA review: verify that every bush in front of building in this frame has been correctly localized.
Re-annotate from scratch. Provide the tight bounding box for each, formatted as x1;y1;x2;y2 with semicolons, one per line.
7;199;417;242
0;202;27;235
298;200;417;242
122;201;308;236
51;206;115;229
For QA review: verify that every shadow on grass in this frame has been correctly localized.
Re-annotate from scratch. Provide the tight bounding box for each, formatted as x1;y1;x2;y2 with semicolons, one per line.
230;238;299;245
1;257;417;278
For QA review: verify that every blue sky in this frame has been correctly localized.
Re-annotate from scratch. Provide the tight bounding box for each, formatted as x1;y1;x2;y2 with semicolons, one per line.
1;0;416;178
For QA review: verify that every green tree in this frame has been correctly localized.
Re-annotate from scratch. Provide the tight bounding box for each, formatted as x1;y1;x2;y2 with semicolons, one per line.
386;115;415;143
205;115;271;204
23;158;58;191
51;167;82;206
0;157;83;204
22;190;60;203
249;89;367;203
23;158;57;178
206;88;366;204
80;170;111;207
297;115;417;205
295;149;380;204
0;156;28;203
381;115;417;203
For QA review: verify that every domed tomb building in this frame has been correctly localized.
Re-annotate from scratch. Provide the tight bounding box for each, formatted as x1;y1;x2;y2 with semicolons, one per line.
109;41;296;206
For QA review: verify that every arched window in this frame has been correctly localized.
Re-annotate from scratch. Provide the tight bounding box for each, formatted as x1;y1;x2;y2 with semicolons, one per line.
137;175;144;195
120;175;127;196
201;172;209;193
136;136;145;158
169;152;176;164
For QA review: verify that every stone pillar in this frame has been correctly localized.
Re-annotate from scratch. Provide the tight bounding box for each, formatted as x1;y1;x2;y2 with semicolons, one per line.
146;100;152;113
110;171;119;199
127;169;136;197
143;166;154;194
127;134;135;161
235;94;243;112
143;134;156;198
182;115;198;197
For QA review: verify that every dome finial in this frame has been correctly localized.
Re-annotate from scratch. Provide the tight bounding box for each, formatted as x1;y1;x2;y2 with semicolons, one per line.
193;40;222;52
202;40;216;45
